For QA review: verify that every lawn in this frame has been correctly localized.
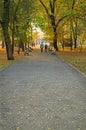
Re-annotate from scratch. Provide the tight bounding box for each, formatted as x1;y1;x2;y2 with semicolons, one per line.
58;51;86;75
0;46;86;75
0;46;23;71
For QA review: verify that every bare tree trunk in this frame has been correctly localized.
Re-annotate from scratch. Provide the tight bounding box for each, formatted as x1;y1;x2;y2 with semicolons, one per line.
11;0;21;54
53;27;58;51
73;20;78;48
11;20;15;54
2;25;14;60
39;0;58;51
2;41;5;48
1;0;14;60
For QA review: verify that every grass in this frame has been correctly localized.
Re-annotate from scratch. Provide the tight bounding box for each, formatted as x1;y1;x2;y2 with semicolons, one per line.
58;51;86;75
0;46;23;71
0;46;86;75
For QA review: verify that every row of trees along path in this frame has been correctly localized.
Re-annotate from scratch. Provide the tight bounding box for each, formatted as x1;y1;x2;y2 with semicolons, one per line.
0;0;85;60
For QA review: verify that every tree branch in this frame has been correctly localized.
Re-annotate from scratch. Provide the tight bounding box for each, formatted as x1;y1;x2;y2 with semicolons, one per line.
14;0;21;18
56;15;68;27
49;0;54;13
39;0;50;16
72;0;75;10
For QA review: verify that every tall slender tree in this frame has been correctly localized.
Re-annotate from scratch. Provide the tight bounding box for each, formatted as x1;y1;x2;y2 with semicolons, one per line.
1;0;14;60
39;0;68;51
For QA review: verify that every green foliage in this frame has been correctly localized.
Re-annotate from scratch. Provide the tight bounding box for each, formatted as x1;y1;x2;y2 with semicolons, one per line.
0;0;86;48
0;1;3;21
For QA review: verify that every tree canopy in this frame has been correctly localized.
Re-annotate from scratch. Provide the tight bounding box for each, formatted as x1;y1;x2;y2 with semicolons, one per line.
0;0;86;59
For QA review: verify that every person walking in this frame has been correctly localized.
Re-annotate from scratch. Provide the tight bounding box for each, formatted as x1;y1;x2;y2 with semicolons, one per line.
40;43;44;52
45;44;48;52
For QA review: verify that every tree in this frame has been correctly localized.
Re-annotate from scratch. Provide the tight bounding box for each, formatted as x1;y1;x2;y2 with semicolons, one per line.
10;0;21;54
65;0;86;49
0;0;36;59
14;0;36;47
38;0;68;51
1;0;14;60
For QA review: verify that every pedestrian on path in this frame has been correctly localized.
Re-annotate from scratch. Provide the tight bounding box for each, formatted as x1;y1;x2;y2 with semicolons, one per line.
40;43;44;52
45;44;48;52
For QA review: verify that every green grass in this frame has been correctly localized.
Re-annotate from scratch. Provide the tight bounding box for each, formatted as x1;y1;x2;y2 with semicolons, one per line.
0;46;86;75
0;47;23;71
58;51;86;75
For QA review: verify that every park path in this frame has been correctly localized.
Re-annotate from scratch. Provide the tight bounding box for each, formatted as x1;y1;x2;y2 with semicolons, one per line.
0;48;86;130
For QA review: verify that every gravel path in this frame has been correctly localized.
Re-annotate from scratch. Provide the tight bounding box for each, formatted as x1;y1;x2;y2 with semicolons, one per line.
0;48;86;130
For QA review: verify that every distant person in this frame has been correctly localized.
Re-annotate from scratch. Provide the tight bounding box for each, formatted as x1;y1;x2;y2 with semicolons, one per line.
40;43;44;52
32;41;35;47
45;44;48;52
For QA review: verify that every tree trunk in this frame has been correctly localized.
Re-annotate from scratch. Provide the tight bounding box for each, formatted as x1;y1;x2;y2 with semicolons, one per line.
2;41;5;48
12;30;15;54
20;38;24;51
1;0;14;60
12;21;15;54
53;27;58;51
74;37;77;48
73;20;78;49
2;25;14;60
